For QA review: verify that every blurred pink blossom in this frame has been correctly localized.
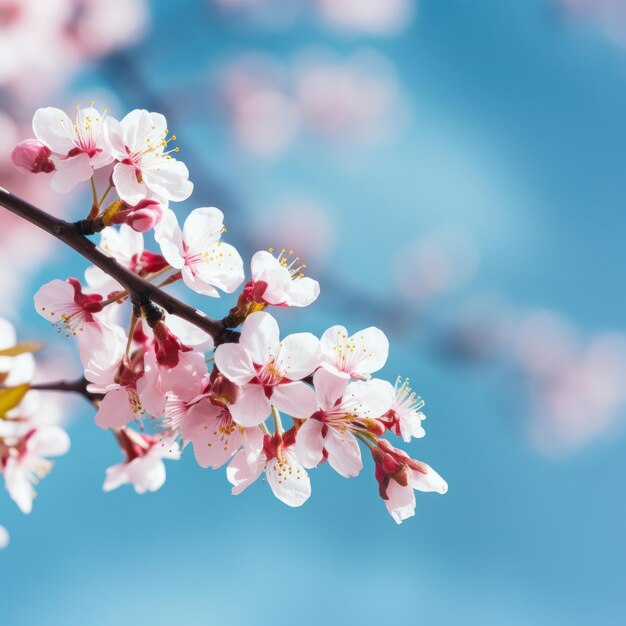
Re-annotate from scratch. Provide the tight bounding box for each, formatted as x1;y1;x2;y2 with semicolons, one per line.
218;50;404;156
448;299;626;456
392;229;480;303
0;0;75;99
67;0;149;57
212;0;415;35
516;313;626;456
295;50;402;144
0;0;149;102
315;0;414;35
556;0;626;49
218;55;299;157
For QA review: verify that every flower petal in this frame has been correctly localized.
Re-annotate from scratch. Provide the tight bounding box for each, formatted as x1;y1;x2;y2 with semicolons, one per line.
32;107;75;154
294;418;324;468
286;277;320;307
229;385;271;426
348;378;395;419
239;311;280;365
95;387;136;430
324;428;362;478
411;464;448;494
142;158;193;202
351;327;389;375
112;162;146;205
385;480;416;524
276;332;321;380
313;367;348;412
272;381;318;419
183;400;240;469
27;426;70;458
184;242;244;296
51;154;93;193
154;209;185;269
183;207;224;253
214;343;255;385
265;449;311;507
227;448;264;495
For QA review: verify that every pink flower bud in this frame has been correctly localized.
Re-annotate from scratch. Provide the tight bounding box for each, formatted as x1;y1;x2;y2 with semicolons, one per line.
209;371;239;405
136;251;169;274
11;139;55;174
112;199;165;232
152;320;192;368
371;439;426;500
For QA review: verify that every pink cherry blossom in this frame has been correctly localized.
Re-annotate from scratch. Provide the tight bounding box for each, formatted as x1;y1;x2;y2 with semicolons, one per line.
384;464;448;524
214;311;320;426
379;377;426;442
32;105;113;192
95;385;143;430
105;109;193;204
138;346;208;418
320;324;389;381
2;426;70;514
241;248;320;308
103;428;180;494
84;224;169;301
296;368;393;477
182;395;264;469
34;277;108;338
227;431;311;507
81;321;127;390
94;355;145;430
33;277;127;386
84;224;145;294
372;440;447;524
11;139;55;174
155;207;244;297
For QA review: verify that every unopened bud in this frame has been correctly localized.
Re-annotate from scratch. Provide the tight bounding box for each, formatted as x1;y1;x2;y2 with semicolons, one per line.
112;198;165;232
152;319;191;368
391;465;410;487
362;418;385;436
210;371;239;405
138;251;169;274
11;139;55;174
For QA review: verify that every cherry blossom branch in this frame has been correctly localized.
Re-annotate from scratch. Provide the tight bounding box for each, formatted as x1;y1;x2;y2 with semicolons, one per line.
0;187;231;341
29;377;101;402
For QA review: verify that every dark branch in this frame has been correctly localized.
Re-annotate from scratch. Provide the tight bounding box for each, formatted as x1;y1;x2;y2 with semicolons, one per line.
0;187;229;340
29;377;102;402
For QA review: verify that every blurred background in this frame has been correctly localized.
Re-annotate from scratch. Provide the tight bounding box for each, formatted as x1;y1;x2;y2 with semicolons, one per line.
1;0;626;624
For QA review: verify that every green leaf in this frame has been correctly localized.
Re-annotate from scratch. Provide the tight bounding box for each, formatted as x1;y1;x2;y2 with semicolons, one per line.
0;384;30;419
0;342;44;357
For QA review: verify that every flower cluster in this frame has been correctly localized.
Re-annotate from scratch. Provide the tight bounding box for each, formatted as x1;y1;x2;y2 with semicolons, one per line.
13;104;192;230
6;104;447;532
0;317;71;546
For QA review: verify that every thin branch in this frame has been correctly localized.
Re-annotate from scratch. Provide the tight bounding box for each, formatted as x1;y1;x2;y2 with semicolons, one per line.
29;377;102;402
0;187;228;341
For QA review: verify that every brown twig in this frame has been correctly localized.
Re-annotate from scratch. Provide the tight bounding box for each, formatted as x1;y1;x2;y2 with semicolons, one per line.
0;187;231;341
29;377;102;402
